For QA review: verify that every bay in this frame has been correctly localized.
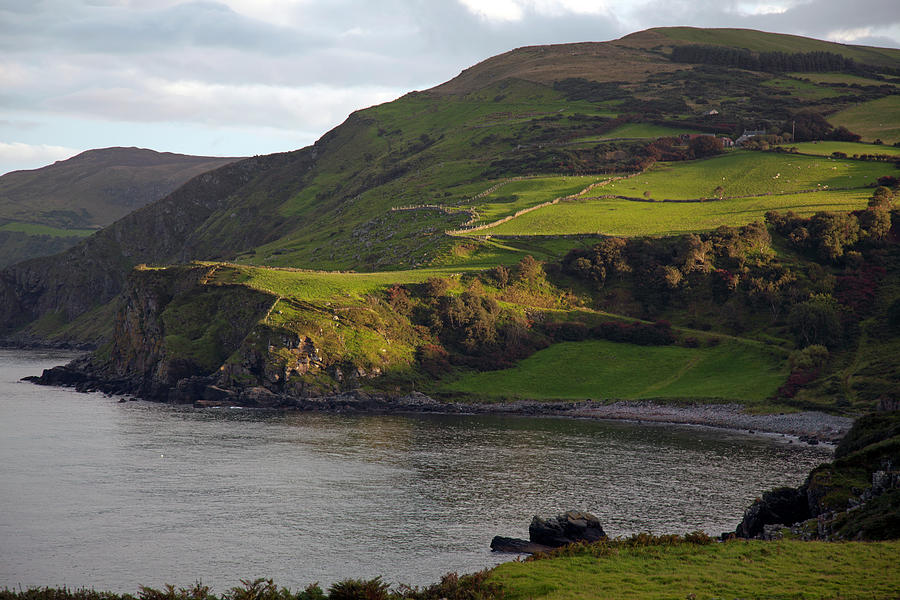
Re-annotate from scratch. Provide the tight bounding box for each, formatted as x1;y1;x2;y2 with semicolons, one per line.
0;349;831;592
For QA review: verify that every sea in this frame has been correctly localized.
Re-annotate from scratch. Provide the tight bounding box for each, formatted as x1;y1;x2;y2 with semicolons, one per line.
0;349;832;593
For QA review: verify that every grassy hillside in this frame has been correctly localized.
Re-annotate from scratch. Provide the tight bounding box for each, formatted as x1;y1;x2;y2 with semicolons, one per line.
477;190;870;237
828;96;900;143
0;147;240;267
650;26;900;67
442;339;786;403
468;150;887;237
0;147;241;228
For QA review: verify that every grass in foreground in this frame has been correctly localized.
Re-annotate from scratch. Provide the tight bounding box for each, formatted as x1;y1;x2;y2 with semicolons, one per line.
491;538;900;600
440;339;786;403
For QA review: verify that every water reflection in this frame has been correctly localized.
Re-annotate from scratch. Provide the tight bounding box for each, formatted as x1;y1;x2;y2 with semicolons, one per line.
0;350;831;592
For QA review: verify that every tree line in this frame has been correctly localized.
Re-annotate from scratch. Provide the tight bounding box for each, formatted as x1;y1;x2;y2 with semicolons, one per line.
671;45;859;73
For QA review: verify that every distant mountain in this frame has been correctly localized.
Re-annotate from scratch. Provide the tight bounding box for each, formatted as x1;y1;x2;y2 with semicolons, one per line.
0;147;241;266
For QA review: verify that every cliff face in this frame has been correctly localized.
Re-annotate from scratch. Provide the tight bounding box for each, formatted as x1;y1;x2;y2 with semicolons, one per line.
0;150;310;336
48;263;403;404
75;265;277;400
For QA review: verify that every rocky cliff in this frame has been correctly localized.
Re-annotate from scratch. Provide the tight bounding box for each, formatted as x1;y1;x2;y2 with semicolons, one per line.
732;411;900;541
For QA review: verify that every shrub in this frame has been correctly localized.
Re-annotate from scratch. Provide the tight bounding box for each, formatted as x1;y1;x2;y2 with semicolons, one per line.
327;578;389;600
544;321;589;341
788;298;843;349
788;344;829;371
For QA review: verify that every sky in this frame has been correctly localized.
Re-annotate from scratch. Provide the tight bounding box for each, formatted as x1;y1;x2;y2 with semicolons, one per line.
1;0;899;175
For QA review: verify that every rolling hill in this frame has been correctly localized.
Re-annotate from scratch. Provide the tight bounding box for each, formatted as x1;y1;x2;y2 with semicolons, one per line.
0;147;241;267
5;27;900;414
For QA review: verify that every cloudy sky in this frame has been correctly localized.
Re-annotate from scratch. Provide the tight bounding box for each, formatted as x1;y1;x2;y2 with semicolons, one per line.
1;0;898;175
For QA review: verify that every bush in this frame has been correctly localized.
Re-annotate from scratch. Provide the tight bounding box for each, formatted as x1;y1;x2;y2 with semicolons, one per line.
544;321;589;341
788;298;843;349
327;578;389;600
788;344;829;371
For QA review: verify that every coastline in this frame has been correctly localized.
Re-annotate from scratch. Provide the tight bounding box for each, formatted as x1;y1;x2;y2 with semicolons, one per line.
395;395;852;443
25;357;852;444
154;389;855;443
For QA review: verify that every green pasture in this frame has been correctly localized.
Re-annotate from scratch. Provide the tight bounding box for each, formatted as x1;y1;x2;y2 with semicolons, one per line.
466;175;605;226
763;77;843;100
433;236;598;269
829;95;900;143
492;539;900;600
476;189;871;237
212;264;441;302
790;141;900;157
587;152;886;200
791;72;899;86
589;122;703;140
441;339;786;403
0;222;96;237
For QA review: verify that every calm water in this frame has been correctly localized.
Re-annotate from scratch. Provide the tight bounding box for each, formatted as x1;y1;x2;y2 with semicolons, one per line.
0;349;832;592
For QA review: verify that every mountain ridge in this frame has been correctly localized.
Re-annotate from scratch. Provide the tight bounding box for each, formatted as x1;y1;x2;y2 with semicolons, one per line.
0;147;242;267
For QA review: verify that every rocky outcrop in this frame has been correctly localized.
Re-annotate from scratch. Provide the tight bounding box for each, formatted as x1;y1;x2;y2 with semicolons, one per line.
529;511;607;546
734;487;810;538
27;264;277;402
730;412;900;541
492;510;607;554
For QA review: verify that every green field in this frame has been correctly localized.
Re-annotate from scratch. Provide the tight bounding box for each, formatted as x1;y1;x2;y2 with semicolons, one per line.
465;176;605;226
829;95;900;143
791;72;899;86
763;77;844;100
0;222;96;237
211;263;446;302
592;123;703;140
588;152;886;200
491;539;900;600
791;141;900;157
456;151;886;237
477;189;871;237
441;339;786;402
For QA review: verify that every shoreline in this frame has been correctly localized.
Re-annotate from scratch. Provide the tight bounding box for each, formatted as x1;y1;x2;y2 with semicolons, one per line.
156;390;853;443
25;359;852;444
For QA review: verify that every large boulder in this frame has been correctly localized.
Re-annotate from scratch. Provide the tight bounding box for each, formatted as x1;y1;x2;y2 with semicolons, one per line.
529;510;607;547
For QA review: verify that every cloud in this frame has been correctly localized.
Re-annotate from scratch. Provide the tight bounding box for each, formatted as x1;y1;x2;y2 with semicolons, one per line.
0;0;897;173
0;142;81;174
47;79;404;130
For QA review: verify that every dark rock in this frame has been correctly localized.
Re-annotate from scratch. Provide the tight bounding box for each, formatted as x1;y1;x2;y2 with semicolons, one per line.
529;510;607;547
203;385;235;403
172;376;214;404
490;536;554;554
735;486;810;538
239;386;281;407
33;365;90;387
